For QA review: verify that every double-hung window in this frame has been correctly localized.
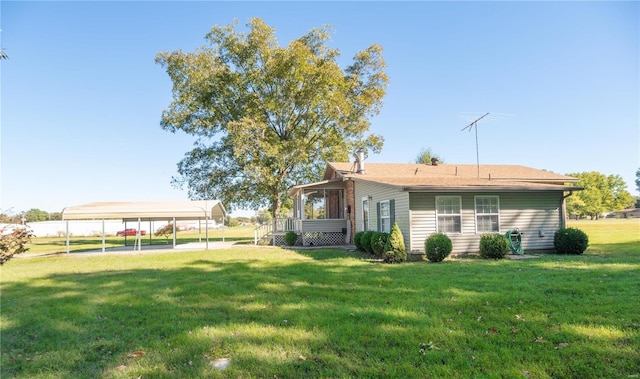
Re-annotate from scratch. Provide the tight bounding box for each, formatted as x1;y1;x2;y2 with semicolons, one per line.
436;196;462;233
475;196;500;233
379;200;391;233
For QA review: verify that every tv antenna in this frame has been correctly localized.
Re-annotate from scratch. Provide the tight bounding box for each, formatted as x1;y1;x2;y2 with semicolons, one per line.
461;112;490;178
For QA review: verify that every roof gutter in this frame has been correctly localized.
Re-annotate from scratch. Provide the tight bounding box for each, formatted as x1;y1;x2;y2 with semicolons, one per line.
401;185;584;192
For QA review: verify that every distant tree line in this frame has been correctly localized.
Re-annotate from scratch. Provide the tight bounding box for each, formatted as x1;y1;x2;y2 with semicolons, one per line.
566;172;635;219
0;209;62;224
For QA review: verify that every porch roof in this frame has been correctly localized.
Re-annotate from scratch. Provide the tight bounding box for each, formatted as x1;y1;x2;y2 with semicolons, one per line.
288;179;344;196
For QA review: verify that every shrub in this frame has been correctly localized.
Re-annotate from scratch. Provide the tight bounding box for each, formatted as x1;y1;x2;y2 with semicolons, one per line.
383;223;406;263
425;232;452;262
371;232;389;257
361;231;375;254
283;231;298;246
554;227;588;255
479;233;509;259
1;228;34;265
354;231;365;251
155;223;178;243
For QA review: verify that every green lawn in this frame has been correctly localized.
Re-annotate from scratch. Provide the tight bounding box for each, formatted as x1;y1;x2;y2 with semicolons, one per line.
1;220;638;378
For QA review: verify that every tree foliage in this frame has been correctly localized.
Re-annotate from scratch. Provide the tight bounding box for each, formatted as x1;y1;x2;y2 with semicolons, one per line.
414;146;444;165
635;168;640;195
24;208;49;222
155;223;177;241
566;171;634;219
156;18;388;217
1;228;34;265
255;209;272;225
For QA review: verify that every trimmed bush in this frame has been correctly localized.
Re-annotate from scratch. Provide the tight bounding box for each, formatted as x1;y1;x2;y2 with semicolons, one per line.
554;227;588;255
371;232;389;257
383;223;407;263
353;231;365;251
425;232;452;262
361;231;375;254
479;233;509;259
283;231;298;246
1;228;34;265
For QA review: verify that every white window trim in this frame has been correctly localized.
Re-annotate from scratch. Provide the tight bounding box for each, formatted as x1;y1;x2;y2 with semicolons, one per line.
380;200;390;233
474;195;501;234
361;196;370;231
435;195;462;234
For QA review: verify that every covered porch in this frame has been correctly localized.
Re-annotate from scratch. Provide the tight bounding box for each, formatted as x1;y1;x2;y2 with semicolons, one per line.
257;179;351;246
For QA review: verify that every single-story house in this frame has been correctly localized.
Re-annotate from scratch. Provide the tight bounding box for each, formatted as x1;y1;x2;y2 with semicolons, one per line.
606;208;640;219
282;157;581;259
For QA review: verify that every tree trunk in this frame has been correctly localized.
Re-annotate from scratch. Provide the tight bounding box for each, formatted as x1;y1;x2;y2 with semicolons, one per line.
271;192;281;234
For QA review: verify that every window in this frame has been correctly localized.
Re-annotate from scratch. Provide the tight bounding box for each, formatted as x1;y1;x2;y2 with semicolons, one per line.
362;197;370;231
475;196;500;233
379;200;391;233
436;196;461;233
304;189;344;219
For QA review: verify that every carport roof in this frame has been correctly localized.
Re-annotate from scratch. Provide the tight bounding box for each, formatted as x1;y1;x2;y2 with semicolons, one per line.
62;200;226;221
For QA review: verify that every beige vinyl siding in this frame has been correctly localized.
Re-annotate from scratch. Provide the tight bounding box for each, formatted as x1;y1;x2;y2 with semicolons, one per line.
409;191;564;254
300;219;347;233
499;192;563;251
354;180;410;247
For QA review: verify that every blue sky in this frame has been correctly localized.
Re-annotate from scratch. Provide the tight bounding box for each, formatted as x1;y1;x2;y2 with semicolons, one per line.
1;1;638;215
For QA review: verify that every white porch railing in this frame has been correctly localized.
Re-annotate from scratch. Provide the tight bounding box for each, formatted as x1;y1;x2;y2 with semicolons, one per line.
254;218;348;245
254;218;298;245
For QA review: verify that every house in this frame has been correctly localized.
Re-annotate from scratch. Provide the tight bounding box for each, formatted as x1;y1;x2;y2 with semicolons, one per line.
607;208;640;219
279;156;581;259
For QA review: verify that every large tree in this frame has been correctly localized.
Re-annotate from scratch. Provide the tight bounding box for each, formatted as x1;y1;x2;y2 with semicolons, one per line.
24;208;49;222
566;171;634;219
156;18;387;217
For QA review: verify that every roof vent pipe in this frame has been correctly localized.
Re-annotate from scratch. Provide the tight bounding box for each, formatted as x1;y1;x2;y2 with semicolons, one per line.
431;158;439;166
354;148;366;174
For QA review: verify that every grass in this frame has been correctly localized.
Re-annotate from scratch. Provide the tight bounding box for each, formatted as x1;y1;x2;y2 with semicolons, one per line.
1;219;638;378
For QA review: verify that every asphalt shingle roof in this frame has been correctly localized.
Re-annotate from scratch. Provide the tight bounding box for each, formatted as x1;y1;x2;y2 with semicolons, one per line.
320;162;579;191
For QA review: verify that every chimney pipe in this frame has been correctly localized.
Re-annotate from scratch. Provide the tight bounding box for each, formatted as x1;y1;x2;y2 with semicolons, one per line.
354;148;366;174
431;157;439;166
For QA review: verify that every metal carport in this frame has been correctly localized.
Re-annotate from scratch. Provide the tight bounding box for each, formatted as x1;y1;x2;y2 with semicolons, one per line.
61;200;226;253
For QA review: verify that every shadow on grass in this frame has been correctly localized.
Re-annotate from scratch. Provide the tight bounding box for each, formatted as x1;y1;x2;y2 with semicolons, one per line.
1;249;639;378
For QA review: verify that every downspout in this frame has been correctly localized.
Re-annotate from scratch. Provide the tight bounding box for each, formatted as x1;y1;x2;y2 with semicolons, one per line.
561;190;574;228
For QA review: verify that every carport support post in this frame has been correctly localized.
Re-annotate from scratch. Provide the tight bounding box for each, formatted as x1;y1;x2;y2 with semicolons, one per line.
137;218;142;251
172;217;176;248
205;217;209;250
101;220;106;252
65;220;70;254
